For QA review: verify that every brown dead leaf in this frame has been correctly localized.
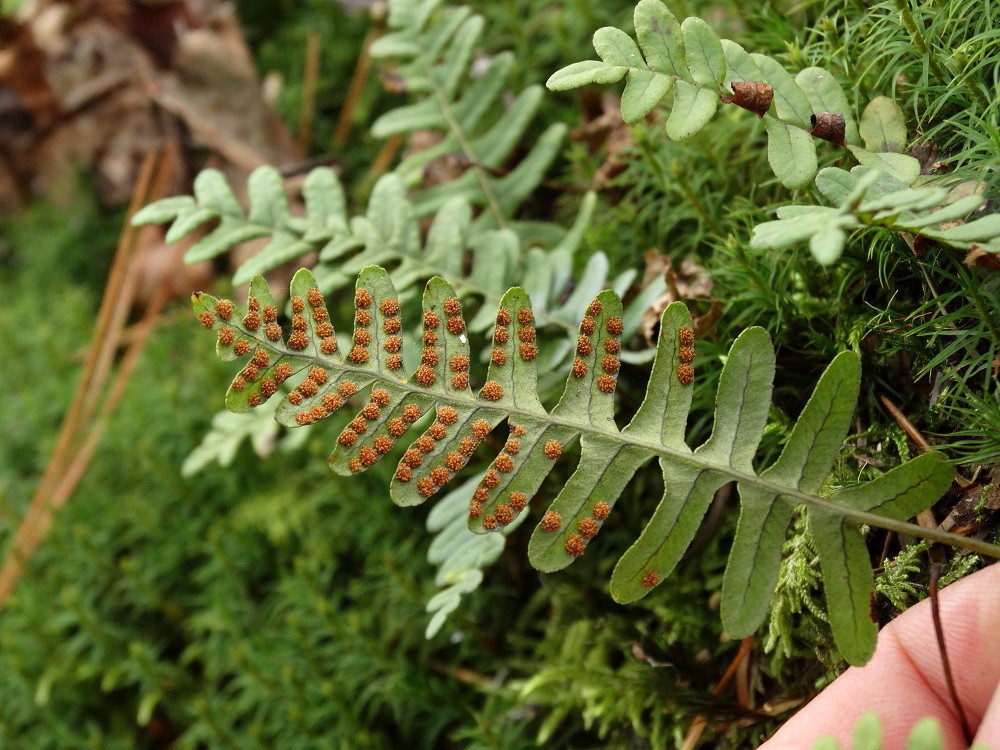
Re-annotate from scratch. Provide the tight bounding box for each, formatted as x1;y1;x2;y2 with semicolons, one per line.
939;477;1000;536
721;81;772;119
808;112;845;145
0;0;296;212
155;10;297;168
909;136;940;175
639;250;720;346
963;246;1000;271
0;18;62;122
571;91;633;188
0;0;305;301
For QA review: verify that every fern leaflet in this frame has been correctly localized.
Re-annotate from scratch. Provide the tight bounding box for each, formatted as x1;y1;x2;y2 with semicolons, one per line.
424;471;525;638
134;168;661;372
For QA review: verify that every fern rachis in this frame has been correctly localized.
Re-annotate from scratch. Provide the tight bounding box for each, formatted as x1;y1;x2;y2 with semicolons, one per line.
193;265;1000;665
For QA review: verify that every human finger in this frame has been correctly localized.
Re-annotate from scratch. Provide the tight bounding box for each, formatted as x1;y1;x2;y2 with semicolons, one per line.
759;561;1000;750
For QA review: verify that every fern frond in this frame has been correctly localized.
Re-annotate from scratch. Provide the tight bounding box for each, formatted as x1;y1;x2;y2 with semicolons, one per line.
132;166;346;285
751;166;1000;264
547;0;922;189
135;166;660;371
181;404;282;477
134;0;578;288
181;399;312;477
192;266;1000;664
424;471;525;638
371;0;566;228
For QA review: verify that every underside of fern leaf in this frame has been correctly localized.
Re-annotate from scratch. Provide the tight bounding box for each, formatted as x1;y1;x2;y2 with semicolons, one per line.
192;266;1000;665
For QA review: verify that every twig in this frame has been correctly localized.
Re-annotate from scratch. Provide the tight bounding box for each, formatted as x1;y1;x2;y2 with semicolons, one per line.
427;658;494;687
0;148;173;611
929;562;973;744
278;155;341;178
297;32;321;155
368;134;404;181
878;394;946;530
333;27;378;147
13;153;158;541
679;636;755;750
879;393;972;494
117;307;196;345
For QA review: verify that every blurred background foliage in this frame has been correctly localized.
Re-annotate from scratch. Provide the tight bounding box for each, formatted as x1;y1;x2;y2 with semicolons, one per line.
0;0;997;747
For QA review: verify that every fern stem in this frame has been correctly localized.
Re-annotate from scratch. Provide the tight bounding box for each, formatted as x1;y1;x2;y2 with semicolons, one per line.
248;333;1000;561
416;49;510;229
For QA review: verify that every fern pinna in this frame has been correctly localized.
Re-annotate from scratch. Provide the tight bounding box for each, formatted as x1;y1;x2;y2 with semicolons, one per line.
193;266;998;665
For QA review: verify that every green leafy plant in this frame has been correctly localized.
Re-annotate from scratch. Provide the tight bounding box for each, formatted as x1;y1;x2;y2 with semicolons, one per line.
133;169;661;367
131;0;669;636
369;0;566;229
8;0;1000;745
131;0;591;290
131;0;665;371
798;0;1000;195
423;470;526;638
752;166;1000;264
546;0;1000;265
190;264;1000;665
547;0;921;188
